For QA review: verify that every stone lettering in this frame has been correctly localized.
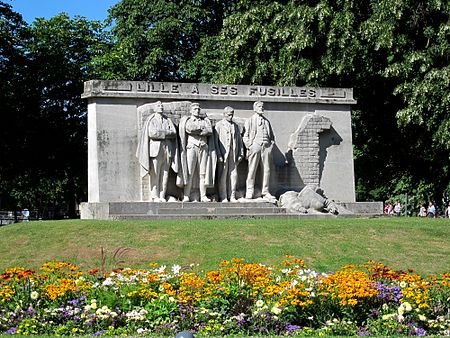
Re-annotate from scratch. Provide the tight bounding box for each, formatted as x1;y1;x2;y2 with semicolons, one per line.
191;84;199;94
210;85;239;96
211;85;219;95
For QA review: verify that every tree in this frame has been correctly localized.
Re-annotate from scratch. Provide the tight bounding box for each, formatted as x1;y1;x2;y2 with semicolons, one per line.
0;1;30;209
93;0;237;81
188;0;449;207
0;10;108;216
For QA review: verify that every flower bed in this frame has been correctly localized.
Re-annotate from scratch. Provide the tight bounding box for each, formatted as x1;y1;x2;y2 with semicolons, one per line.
0;257;449;336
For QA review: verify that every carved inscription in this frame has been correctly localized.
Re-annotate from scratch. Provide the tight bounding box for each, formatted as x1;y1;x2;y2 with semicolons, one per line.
84;80;356;104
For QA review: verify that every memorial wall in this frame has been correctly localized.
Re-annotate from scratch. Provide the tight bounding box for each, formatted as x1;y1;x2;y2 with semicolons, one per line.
81;80;357;216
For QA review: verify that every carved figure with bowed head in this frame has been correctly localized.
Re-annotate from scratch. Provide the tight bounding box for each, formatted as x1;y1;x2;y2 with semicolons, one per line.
136;101;177;202
214;106;244;202
242;101;275;200
177;103;216;202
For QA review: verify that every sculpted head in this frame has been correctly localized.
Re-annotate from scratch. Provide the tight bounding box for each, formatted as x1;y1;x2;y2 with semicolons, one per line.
253;101;264;115
223;106;234;122
154;101;163;114
190;103;201;118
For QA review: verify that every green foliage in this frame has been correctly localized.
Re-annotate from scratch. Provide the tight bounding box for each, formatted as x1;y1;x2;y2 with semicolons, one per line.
189;0;449;204
93;0;237;81
0;9;108;214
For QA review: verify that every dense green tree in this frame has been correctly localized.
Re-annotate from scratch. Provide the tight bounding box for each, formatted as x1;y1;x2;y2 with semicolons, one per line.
0;9;108;216
93;0;237;81
0;1;29;209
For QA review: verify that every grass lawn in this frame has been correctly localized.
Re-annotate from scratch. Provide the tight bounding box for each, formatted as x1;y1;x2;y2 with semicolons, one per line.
0;217;448;275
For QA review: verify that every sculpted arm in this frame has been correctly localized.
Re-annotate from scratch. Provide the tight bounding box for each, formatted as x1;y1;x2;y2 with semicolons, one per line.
200;118;213;136
242;118;251;149
165;119;177;138
147;118;166;140
185;118;202;134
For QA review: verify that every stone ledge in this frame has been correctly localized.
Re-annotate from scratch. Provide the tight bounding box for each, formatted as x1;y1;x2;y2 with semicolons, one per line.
80;201;383;220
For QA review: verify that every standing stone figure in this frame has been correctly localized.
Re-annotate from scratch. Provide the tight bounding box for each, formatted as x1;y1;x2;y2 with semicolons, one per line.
177;103;216;202
243;101;275;199
136;101;177;202
214;106;244;202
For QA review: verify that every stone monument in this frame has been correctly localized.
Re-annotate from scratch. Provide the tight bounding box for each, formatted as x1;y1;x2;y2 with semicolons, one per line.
80;80;382;219
243;101;276;201
177;103;216;202
136;101;177;202
214;106;244;203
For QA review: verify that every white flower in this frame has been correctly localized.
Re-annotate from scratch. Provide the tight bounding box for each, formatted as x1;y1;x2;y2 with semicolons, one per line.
30;291;39;300
136;328;148;334
168;296;175;302
171;264;181;275
102;277;114;287
156;265;167;273
256;300;264;308
403;302;412;312
419;314;427;321
271;304;282;315
399;281;407;288
382;314;393;320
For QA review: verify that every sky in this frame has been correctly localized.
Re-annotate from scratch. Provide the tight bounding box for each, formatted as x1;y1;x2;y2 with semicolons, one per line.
7;0;120;23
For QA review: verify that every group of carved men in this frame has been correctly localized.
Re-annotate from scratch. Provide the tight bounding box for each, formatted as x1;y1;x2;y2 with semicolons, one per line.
136;101;276;202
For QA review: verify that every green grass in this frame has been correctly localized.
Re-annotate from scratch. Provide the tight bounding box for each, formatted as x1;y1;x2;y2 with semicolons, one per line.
0;217;449;276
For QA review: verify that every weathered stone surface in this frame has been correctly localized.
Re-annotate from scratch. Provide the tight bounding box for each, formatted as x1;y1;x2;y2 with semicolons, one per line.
83;81;357;216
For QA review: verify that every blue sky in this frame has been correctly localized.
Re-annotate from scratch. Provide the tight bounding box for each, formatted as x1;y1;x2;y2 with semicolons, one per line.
7;0;120;23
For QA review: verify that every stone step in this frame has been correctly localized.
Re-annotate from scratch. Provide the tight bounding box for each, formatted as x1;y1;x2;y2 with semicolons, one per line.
110;213;292;220
108;201;279;215
110;212;337;220
157;206;284;215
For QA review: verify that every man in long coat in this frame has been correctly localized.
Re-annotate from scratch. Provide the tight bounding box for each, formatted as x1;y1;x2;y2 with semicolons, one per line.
177;103;216;202
214;106;244;202
242;101;275;199
136;101;177;202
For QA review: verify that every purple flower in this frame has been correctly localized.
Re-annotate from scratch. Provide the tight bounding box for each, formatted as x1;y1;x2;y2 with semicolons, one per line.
68;299;79;307
414;327;427;336
375;283;402;304
93;330;106;336
285;323;302;335
5;327;17;334
26;305;36;315
358;327;372;336
368;309;379;317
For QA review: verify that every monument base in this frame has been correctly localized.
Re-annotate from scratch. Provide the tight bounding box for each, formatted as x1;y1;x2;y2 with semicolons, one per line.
80;201;383;220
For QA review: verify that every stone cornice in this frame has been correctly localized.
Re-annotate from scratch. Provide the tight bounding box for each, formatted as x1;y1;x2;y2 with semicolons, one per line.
82;80;357;105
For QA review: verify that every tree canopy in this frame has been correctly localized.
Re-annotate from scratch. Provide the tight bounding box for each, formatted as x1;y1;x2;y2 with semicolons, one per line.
0;2;107;216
